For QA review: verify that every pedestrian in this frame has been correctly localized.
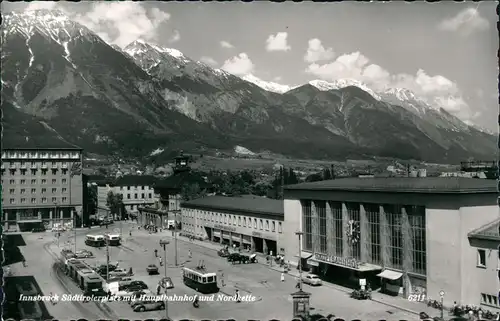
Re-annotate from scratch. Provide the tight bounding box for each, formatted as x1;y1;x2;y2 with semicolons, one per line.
281;272;285;282
188;249;192;258
478;310;483;321
221;273;225;287
49;292;55;305
235;289;241;303
156;283;161;295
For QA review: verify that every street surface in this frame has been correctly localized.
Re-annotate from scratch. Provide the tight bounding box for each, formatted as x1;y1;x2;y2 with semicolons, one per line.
19;221;421;320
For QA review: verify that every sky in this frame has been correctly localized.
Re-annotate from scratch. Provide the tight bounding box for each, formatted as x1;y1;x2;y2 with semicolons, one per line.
2;1;498;131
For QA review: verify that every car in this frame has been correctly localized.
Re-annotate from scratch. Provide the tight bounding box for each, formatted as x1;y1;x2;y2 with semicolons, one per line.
227;253;244;264
74;250;93;258
146;264;159;275
51;226;65;232
217;248;230;257
161;277;174;289
302;274;322;286
95;264;118;274
109;268;130;277
121;280;148;292
31;227;46;232
132;300;165;312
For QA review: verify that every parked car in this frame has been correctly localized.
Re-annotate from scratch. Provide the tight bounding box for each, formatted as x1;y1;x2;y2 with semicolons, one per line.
109;268;130;278
31;227;46;232
121;280;148;292
131;299;165;312
227;253;244;264
161;277;174;289
146;264;159;275
52;226;65;232
95;264;118;274
217;248;230;257
74;250;93;258
302;274;322;286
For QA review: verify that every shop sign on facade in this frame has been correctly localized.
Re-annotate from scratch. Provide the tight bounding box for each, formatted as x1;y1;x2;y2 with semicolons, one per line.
252;232;262;237
313;253;359;269
214;224;236;232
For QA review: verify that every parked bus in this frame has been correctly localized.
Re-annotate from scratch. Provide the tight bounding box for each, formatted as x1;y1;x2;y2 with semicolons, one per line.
106;234;121;246
181;267;219;294
85;235;105;247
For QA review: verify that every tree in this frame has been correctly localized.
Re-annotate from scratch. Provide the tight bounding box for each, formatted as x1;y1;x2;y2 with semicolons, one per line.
106;191;125;220
323;168;332;180
86;184;98;216
287;168;299;185
181;183;206;201
306;173;323;182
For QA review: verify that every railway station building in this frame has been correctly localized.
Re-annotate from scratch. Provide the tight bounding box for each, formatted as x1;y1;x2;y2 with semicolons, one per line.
181;195;284;255
282;177;499;308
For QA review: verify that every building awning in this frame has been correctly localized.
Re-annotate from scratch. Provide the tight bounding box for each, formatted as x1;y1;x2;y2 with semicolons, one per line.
295;251;313;259
377;269;403;280
308;259;319;267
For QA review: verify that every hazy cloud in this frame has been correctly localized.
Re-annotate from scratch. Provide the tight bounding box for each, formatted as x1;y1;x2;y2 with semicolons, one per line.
304;38;335;63
200;56;218;67
273;76;282;82
266;32;291;52
168;29;181;43
221;53;254;76
438;7;489;35
306;51;473;120
220;40;234;49
25;2;58;11
73;3;171;48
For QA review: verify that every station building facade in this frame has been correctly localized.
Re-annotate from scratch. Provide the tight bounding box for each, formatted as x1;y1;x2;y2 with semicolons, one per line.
282;177;498;307
181;195;284;255
1;147;84;231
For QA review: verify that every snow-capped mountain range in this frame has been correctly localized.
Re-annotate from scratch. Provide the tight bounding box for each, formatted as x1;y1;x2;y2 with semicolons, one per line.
2;9;495;163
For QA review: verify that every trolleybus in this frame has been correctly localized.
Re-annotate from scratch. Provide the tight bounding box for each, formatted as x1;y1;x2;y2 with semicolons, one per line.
85;235;105;247
106;234;121;246
181;267;219;294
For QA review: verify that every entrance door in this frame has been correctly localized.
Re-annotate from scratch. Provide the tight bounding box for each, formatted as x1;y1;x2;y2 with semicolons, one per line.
205;227;212;241
253;237;264;253
265;240;277;256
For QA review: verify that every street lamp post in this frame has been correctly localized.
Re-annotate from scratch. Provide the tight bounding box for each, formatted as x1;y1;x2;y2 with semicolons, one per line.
106;232;110;282
295;231;304;291
160;239;170;320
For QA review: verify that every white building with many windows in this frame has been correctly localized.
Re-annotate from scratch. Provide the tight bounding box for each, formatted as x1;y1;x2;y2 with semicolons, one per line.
95;175;157;216
181;195;284;255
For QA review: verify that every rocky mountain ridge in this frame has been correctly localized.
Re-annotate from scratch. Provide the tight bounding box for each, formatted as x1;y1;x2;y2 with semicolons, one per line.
1;10;495;163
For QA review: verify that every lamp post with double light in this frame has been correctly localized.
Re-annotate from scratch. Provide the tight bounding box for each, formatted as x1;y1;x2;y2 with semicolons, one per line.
295;231;304;291
160;239;170;319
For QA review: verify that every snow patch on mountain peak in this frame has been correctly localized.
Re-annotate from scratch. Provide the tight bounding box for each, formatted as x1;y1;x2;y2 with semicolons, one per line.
308;79;382;101
242;74;291;94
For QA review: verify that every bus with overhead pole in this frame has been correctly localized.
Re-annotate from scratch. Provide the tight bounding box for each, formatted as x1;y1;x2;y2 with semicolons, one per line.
85;235;105;247
106;234;121;246
181;266;219;294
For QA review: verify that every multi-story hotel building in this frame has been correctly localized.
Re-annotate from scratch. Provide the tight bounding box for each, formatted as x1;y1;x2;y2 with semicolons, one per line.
1;148;84;231
282;177;498;308
181;196;284;254
95;175;157;217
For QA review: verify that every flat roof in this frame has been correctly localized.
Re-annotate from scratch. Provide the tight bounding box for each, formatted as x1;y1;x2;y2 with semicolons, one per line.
3;146;82;150
284;177;497;194
181;195;284;217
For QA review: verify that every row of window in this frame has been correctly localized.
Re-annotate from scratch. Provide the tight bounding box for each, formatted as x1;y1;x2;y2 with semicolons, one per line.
119;186;151;191
2;151;80;159
3;168;69;176
3;178;68;185
184;209;283;233
122;193;152;200
481;293;499;307
7;187;68;194
302;201;426;275
3;161;71;166
4;197;68;204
